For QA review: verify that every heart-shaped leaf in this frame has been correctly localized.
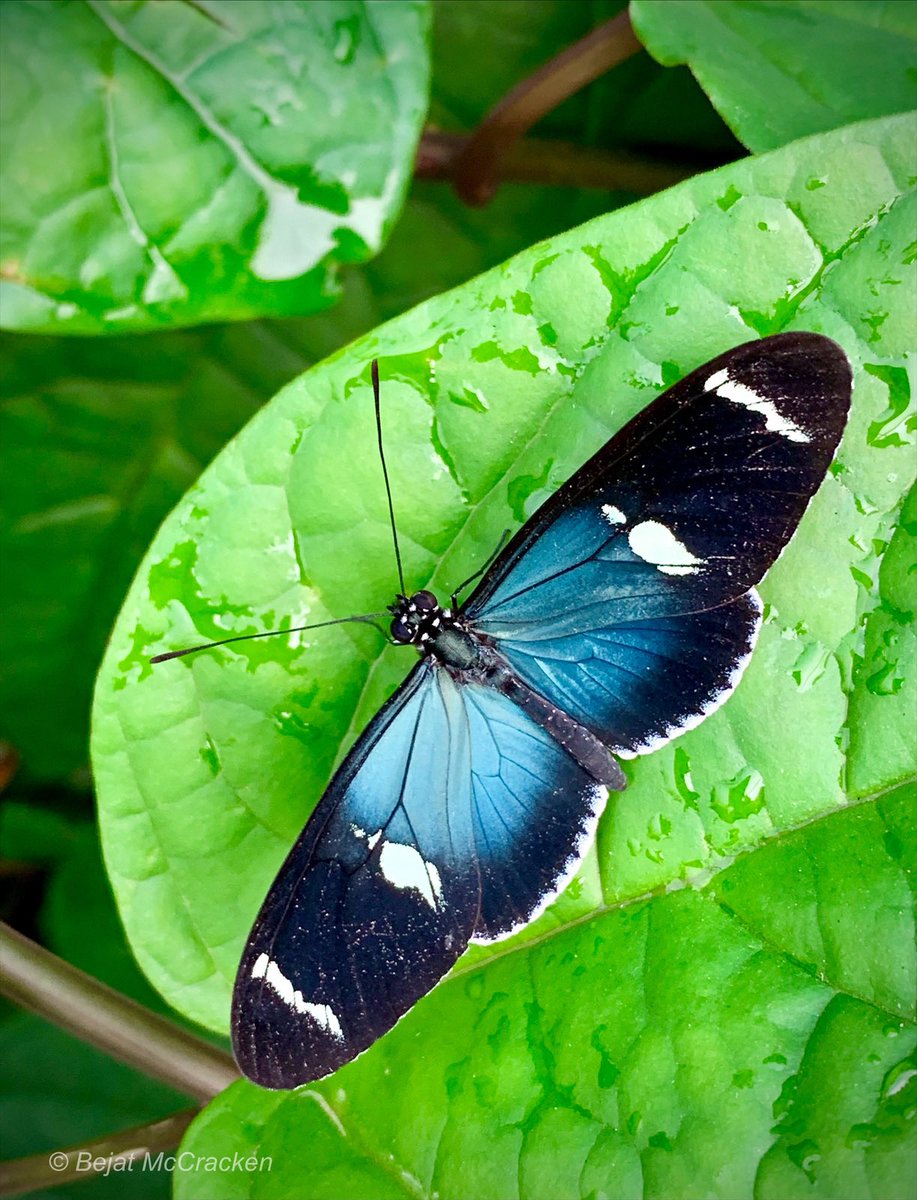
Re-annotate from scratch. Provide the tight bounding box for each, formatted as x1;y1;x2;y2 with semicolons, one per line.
91;112;915;1193
0;0;429;333
92;108;915;1021
632;0;917;152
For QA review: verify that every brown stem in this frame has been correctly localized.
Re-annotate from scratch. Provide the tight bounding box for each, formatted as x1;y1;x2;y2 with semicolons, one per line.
0;921;239;1102
0;1109;198;1198
417;129;698;196
0;740;20;791
453;11;643;205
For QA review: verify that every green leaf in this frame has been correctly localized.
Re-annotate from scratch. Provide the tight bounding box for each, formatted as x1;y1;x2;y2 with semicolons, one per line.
174;783;916;1200
631;0;917;153
91;112;915;1192
92;108;915;1019
0;0;430;333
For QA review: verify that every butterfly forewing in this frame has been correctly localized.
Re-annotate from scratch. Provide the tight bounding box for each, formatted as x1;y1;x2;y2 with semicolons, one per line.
232;664;612;1086
231;665;480;1089
466;333;851;620
464;333;851;754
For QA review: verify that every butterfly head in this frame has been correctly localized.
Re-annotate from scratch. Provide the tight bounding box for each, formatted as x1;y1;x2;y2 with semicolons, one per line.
388;590;446;645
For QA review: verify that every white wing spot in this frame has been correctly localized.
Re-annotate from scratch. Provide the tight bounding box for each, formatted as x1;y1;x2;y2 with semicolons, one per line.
250;953;344;1040
629;520;704;576
704;367;730;392
378;841;443;909
601;503;626;526
705;369;810;443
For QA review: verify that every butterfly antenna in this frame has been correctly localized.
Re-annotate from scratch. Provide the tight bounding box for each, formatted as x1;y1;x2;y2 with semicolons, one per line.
150;613;389;664
372;359;406;596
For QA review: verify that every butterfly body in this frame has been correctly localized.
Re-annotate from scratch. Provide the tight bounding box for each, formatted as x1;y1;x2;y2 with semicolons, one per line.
229;332;852;1089
389;589;628;787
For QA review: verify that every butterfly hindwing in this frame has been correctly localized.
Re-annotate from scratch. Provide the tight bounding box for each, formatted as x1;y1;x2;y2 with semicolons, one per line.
482;591;763;758
462;681;608;942
465;333;851;754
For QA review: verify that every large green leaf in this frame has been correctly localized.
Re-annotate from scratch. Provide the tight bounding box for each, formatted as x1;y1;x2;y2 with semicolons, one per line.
91;113;915;1191
0;0;429;333
92;109;915;1020
631;0;917;153
174;781;915;1200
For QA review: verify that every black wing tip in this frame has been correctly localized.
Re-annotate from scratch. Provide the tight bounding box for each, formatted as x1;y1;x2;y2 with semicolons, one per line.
231;1013;346;1090
699;331;853;448
711;331;852;386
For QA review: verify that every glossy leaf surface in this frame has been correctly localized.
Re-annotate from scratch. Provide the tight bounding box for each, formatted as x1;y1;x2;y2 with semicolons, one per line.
176;783;915;1199
632;0;917;152
0;0;429;333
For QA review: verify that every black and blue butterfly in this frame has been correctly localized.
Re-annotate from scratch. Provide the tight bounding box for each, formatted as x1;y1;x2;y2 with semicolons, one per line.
157;332;851;1088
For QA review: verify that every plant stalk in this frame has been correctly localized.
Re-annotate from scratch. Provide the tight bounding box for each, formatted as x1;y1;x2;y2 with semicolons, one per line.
417;129;698;195
452;11;644;204
0;921;239;1102
0;1109;198;1198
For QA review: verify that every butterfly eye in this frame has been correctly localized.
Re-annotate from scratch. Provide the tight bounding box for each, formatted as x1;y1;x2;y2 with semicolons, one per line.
412;590;438;610
390;615;414;643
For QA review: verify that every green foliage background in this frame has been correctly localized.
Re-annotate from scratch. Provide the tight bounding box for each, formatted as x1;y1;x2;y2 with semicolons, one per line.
1;3;914;1199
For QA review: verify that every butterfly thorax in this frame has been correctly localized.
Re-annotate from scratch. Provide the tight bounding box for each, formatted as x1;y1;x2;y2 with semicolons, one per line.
388;590;479;669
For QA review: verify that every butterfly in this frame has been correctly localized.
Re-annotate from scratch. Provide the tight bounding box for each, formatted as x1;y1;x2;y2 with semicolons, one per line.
213;332;851;1089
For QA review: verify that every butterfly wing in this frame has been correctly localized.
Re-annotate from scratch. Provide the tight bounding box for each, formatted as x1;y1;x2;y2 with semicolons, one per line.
231;662;479;1089
460;679;608;942
232;662;606;1086
464;333;851;755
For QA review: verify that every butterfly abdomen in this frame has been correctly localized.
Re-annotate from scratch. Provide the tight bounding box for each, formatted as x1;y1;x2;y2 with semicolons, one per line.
470;648;627;790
